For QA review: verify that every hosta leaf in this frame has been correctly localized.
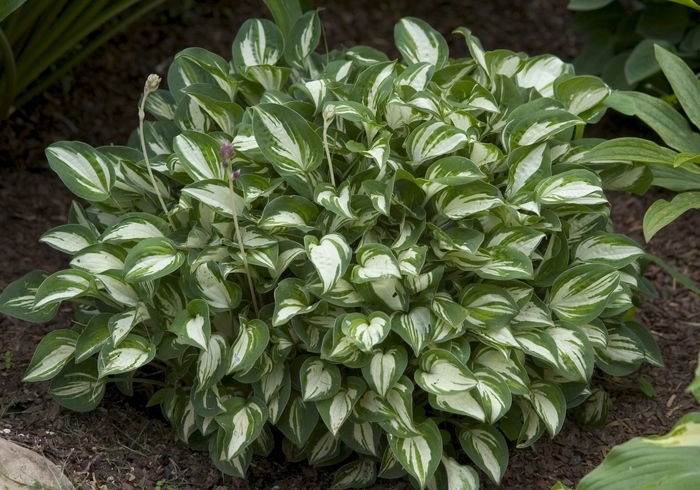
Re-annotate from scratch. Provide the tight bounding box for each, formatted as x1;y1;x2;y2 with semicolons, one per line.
228;317;270;373
352;244;402;283
33;269;94;309
435;183;503;219
477;247;533;280
458;424;508;485
108;307;147;346
339;420;382;457
305;233;352;294
40;224;97;255
173;131;225;182
513;327;559;367
379;444;408;479
100;214;169;244
574;387;610;428
169;299;211;351
317;376;366;435
473;367;512;424
549;264;620;325
595;323;645;376
397;245;427;277
350;61;396;115
23;330;79;382
415;349;477;395
406;121;468;165
381;376;420;437
356;389;397;423
315;182;355;220
361;345;408;397
424;156;485;186
49;358;106;412
392;307;433;356
527;380;567;437
487;227;546;257
300;357;341;402
98;334;156;378
331;457;378;490
388;418;442;490
555;75;610;116
515;55;572;97
123;237;184;283
459;284;519;330
548;323;594;383
536;169;606;206
75;314;112;363
196;333;229;389
341;312;391;353
441;455;480;490
191;383;225;418
643;192;700;242
394;17;448;69
430;388;485;421
504;109;582;150
215;397;267;460
232;18;284;70
259;195;318;232
45;142;115;201
277;392;319;446
285;10;321;70
181;179;245;218
306;425;342;465
209;431;253;477
574;233;644;269
192;261;242;311
626;321;663;368
253;103;323;174
273;278;317;326
472;346;529;395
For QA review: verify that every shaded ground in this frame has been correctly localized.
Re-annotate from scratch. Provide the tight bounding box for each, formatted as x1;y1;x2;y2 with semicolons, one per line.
1;1;699;489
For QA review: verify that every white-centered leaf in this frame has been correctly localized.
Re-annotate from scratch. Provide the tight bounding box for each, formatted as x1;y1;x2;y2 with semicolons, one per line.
387;418;442;490
305;234;352;294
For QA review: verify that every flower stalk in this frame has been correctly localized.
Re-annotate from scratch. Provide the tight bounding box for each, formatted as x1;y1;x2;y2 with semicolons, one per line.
222;141;259;316
322;104;336;186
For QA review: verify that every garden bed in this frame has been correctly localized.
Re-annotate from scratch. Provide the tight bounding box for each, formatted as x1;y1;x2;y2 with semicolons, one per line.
1;1;699;489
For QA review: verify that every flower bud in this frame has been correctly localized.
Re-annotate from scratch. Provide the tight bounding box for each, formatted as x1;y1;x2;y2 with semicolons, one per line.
232;169;241;180
144;74;161;94
323;104;336;121
219;140;236;160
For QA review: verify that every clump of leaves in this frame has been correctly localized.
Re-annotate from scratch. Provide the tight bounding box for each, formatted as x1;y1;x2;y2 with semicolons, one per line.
569;0;700;91
0;6;663;489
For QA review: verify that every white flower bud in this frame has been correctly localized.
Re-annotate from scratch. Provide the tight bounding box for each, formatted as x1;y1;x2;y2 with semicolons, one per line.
323;104;336;121
144;74;161;95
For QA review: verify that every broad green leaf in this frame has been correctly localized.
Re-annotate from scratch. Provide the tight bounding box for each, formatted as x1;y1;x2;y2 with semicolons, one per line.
169;299;211;351
549;264;620;325
123;237;184;283
387;418;442;490
300;357;341;402
0;0;26;23
458;424;508;485
317;376;366;435
567;0;615;10
574;387;610;428
305;233;352;294
232;19;284;70
215;397;267;459
415;349;477;395
98;334;156;378
253;103;323;174
577;412;700;490
574;232;645;268
655;46;700;131
228;317;270;373
643;192;700;242
361;346;409;397
406;121;468;165
75;314;112;363
23;330;79;382
45;142;115;202
581;137;677;166
331;456;377;490
394;17;448;69
48;358;106;412
33;269;93;309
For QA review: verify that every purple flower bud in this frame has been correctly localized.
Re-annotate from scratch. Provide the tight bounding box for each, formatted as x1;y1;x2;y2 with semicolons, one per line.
222;161;229;169
219;140;236;160
232;169;241;180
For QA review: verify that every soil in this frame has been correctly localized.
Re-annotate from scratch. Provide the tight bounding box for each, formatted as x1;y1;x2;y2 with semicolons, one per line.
1;1;699;489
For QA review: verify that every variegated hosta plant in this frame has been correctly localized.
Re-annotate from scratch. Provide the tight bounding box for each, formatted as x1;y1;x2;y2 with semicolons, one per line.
0;9;663;490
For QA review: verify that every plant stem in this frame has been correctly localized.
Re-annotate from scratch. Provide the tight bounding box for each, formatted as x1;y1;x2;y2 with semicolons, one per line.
322;110;336;186
228;173;259;316
139;86;175;229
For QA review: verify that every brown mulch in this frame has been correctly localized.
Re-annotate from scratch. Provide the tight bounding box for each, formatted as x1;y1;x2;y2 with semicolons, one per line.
1;1;699;489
